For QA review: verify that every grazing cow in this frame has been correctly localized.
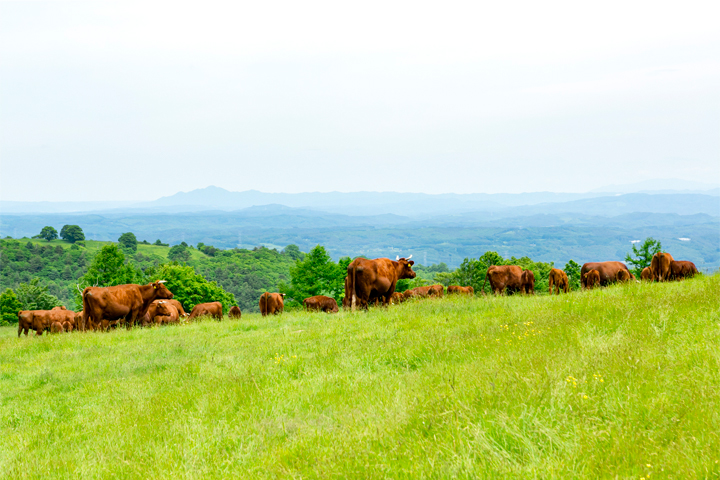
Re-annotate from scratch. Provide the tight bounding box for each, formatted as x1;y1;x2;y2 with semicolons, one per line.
616;269;633;282
346;256;416;310
304;295;339;313
155;301;180;324
548;268;569;294
583;269;601;289
63;321;74;332
448;285;474;295
402;286;430;300
82;281;173;330
429;284;444;297
188;302;223;321
641;267;653;281
51;322;65;333
483;265;523;295
669;260;698;280
228;306;242;319
580;262;631;287
521;270;536;294
651;253;674;282
259;293;285;316
390;292;405;304
21;308;76;336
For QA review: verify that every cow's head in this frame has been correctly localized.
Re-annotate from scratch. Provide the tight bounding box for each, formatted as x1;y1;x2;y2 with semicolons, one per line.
151;280;174;299
155;301;172;316
396;255;416;279
617;270;632;282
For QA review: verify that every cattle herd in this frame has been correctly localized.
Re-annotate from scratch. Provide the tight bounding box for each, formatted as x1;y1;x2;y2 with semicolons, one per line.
16;252;698;337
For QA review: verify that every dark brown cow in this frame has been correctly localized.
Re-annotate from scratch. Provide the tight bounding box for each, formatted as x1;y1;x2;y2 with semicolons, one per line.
259;293;285;316
228;306;242;319
447;285;474;295
82;281;173;330
155;301;180;324
583;269;600;289
669;260;698;280
482;265;523;295
580;262;631;287
641;267;653;281
346;256;416;310
188;301;223;321
304;295;339;313
521;270;536;294
651;252;674;282
548;268;569;294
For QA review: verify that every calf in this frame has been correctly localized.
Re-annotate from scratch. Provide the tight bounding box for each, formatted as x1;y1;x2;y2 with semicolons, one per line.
188;302;223;321
228;306;242;319
303;295;339;313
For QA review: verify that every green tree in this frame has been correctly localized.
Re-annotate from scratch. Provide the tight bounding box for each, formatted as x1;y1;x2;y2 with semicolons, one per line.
60;225;85;243
282;244;305;261
146;263;236;314
118;232;138;254
279;245;346;306
168;244;191;263
625;237;662;276
0;288;23;325
564;259;582;291
75;244;146;307
15;278;61;310
33;226;58;241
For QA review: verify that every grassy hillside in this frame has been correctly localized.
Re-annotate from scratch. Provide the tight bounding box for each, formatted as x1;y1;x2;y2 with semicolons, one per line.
1;276;719;477
18;238;207;261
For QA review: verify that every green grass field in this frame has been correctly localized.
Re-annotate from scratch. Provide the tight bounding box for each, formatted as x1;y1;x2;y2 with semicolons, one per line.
1;276;719;478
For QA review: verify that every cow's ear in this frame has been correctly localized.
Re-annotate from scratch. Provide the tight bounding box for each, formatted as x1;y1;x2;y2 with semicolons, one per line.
408;260;414;266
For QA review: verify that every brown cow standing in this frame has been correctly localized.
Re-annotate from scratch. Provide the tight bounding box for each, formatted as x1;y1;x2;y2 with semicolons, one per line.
154;301;180;324
580;262;632;287
669;260;698;280
82;281;173;330
18;311;34;337
641;267;653;281
651;253;674;282
521;270;535;294
304;295;339;313
448;285;474;295
346;256;416;310
20;308;76;336
583;269;601;289
548;268;569;294
188;302;223;321
259;293;285;316
483;265;523;295
228;306;242;319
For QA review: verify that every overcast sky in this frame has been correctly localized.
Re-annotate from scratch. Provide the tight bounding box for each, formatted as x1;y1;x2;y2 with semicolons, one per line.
1;0;718;202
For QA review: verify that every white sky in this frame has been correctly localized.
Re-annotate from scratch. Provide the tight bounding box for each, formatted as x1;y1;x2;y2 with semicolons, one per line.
1;0;719;201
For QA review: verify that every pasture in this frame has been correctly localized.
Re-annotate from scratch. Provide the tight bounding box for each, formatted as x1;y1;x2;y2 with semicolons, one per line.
1;275;719;478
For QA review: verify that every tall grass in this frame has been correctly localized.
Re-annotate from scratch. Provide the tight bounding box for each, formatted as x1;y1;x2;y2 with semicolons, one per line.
1;275;719;478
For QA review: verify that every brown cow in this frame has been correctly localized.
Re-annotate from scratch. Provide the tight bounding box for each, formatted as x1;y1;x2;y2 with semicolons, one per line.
651;252;674;282
346;256;416;310
583;269;601;289
521;270;535;294
640;267;653;281
139;299;188;326
188;301;223;321
228;306;242;319
390;292;405;304
669;260;698;280
548;268;569;294
580;262;632;287
63;321;74;332
259;293;284;316
616;269;633;282
448;285;474;295
304;295;339;313
83;281;173;330
22;309;76;336
50;322;65;333
155;301;180;324
483;265;523;295
51;306;67;310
